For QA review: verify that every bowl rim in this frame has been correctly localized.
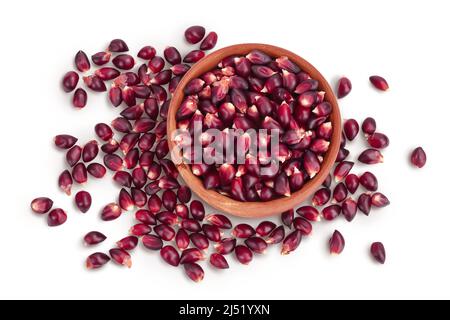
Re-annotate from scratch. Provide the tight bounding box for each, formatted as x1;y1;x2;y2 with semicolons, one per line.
167;43;341;218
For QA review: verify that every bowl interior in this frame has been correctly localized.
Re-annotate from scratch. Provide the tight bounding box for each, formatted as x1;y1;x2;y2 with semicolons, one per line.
167;43;341;218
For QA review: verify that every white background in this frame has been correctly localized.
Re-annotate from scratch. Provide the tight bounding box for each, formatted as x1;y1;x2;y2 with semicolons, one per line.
0;0;448;300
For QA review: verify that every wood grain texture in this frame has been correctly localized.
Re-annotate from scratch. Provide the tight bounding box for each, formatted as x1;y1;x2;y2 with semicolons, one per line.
167;44;341;218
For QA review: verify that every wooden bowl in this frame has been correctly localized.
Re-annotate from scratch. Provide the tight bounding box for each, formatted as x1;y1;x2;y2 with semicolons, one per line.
167;43;341;218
